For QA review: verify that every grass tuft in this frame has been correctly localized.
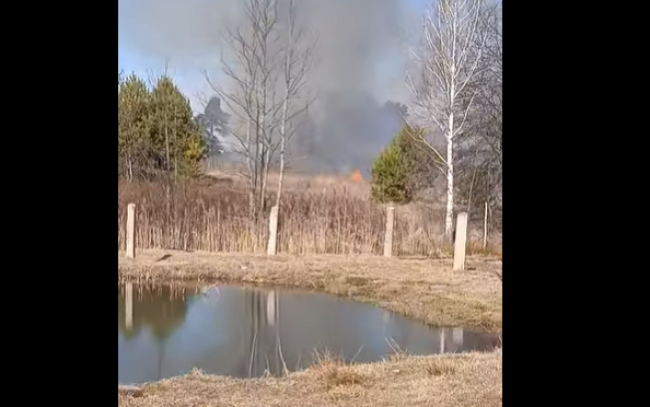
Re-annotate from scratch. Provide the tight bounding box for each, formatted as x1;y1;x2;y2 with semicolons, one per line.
426;358;458;376
312;350;370;390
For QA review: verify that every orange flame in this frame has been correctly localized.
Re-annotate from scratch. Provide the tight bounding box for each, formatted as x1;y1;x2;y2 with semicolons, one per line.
350;169;364;182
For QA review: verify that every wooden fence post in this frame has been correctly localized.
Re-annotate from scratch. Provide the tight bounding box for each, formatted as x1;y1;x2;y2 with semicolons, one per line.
267;206;279;255
383;207;395;257
126;203;136;259
453;212;468;270
483;202;488;250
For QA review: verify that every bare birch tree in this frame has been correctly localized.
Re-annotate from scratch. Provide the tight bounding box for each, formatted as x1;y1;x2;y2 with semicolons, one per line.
455;3;502;226
207;0;315;221
474;3;501;172
275;0;315;208
207;0;283;221
406;0;486;236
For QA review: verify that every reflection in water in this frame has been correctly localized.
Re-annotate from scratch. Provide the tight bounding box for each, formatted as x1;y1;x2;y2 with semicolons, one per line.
453;327;463;346
118;284;500;384
117;285;190;381
125;283;133;329
117;284;188;340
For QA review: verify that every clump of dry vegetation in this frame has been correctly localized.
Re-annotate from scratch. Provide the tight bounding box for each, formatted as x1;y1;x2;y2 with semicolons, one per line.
118;179;502;257
311;350;371;390
426;358;458;376
118;350;502;407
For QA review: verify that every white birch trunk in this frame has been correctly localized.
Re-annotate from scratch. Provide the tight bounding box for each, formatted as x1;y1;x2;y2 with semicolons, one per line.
445;111;455;235
406;0;485;238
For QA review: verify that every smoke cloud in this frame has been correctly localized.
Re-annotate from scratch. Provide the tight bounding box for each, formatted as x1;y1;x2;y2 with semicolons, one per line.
118;0;417;174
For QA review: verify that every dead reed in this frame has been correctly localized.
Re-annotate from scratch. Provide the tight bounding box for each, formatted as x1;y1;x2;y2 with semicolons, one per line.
310;350;371;390
118;180;501;256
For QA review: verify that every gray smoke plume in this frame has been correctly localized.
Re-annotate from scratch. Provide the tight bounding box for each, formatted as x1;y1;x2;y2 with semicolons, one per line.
118;0;416;175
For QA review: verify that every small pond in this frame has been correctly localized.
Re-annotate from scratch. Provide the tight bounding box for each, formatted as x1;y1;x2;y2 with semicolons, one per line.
118;284;499;384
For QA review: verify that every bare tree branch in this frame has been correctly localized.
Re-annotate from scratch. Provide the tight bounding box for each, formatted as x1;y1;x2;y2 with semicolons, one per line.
406;0;486;236
204;0;316;221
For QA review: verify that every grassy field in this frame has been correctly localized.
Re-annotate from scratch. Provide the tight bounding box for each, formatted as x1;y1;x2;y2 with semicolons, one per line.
118;178;502;257
118;250;502;407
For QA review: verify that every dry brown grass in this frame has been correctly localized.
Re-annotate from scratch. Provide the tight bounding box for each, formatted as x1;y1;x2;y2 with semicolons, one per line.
206;167;371;196
118;250;502;331
118;179;502;257
118;349;502;407
311;350;371;390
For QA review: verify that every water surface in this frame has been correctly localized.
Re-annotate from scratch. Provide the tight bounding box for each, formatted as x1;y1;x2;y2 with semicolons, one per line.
118;284;499;383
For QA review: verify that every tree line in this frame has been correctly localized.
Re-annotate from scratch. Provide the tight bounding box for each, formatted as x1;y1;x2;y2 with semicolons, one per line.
118;72;228;181
118;0;315;223
371;0;502;232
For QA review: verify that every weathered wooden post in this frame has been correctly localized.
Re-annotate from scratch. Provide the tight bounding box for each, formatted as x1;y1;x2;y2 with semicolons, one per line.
126;203;136;259
483;202;489;250
383;207;395;257
453;212;468;271
267;205;279;256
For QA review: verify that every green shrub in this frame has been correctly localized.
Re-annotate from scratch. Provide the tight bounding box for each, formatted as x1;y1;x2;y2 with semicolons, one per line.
371;124;431;204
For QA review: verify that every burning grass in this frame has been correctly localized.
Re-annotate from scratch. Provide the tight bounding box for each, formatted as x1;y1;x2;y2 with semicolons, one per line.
118;179;502;257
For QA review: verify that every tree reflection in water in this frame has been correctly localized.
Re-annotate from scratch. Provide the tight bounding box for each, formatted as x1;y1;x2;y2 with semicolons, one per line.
118;284;500;383
241;288;283;377
118;284;189;379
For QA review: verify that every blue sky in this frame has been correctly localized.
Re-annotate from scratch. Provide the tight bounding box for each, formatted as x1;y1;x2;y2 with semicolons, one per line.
118;37;208;110
118;0;429;112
